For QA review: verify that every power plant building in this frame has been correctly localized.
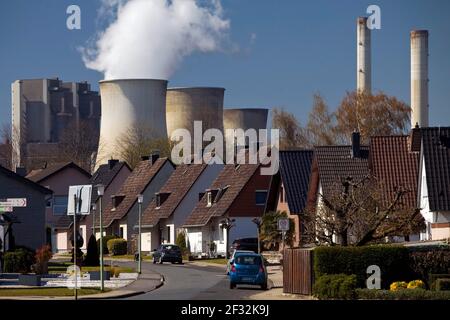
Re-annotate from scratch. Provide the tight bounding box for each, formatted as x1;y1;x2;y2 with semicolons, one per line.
11;78;101;170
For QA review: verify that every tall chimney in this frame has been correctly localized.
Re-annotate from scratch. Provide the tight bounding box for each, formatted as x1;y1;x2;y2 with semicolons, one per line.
411;30;429;128
357;17;372;94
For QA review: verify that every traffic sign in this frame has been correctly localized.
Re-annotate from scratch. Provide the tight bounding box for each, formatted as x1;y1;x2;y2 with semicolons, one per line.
277;218;290;231
67;185;92;215
0;207;13;213
0;198;27;207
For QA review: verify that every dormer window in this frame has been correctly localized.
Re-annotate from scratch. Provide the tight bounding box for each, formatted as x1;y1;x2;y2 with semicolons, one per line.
207;191;212;207
111;194;125;211
155;192;170;209
156;194;161;209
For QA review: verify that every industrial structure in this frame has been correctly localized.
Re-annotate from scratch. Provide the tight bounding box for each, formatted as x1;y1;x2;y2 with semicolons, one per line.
357;17;371;94
166;87;225;140
223;108;268;147
410;30;429;128
97;79;168;167
11;78;100;170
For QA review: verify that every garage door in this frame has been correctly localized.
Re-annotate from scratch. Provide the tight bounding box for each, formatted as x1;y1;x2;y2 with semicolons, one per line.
142;232;151;251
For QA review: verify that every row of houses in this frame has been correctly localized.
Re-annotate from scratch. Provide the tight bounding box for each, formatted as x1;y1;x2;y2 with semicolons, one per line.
0;126;449;254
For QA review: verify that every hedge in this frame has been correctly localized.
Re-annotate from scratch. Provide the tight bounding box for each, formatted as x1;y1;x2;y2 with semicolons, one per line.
107;238;127;256
97;235;119;255
313;274;357;300
429;274;450;290
436;279;450;291
314;245;411;289
3;248;35;273
408;246;450;287
356;288;450;300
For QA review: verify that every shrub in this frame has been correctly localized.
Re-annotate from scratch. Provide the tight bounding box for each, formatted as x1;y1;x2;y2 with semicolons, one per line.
313;274;357;300
429;274;450;290
390;281;408;291
175;232;189;256
436;279;450;291
107;238;127;256
314;245;411;289
408;246;450;287
356;288;450;300
97;235;119;255
407;280;425;290
33;245;53;274
84;234;100;266
3;248;35;273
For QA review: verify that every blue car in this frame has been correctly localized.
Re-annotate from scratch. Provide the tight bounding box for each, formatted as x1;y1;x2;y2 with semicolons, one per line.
228;253;268;290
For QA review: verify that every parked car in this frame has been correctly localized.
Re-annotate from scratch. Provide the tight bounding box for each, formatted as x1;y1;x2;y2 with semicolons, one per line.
231;237;259;253
228;252;268;290
226;250;254;274
152;244;183;264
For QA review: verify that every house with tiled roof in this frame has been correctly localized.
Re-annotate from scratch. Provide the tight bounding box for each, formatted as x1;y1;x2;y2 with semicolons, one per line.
412;127;450;240
139;162;224;251
80;159;131;241
96;154;174;252
26;162;91;253
0;165;52;250
369;135;421;241
266;150;314;247
183;163;272;257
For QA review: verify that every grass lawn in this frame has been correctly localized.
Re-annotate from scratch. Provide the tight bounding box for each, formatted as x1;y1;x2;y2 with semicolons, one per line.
0;287;110;297
198;258;228;265
106;254;153;261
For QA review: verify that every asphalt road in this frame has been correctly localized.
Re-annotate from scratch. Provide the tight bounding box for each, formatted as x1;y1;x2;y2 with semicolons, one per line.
120;261;265;300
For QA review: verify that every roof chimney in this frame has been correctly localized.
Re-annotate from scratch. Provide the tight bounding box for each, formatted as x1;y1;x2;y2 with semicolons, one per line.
351;131;361;158
411;30;429;128
141;155;150;161
357;17;371;94
15;167;27;177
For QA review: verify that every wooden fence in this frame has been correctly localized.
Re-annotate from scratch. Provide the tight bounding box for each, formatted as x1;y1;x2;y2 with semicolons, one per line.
283;248;314;295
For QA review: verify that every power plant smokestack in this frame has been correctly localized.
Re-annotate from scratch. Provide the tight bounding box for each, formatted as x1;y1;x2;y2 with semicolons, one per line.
357;17;371;93
411;30;429;128
96;79;168;168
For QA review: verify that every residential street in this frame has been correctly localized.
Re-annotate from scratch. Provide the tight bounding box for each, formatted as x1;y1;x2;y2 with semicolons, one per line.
116;261;267;300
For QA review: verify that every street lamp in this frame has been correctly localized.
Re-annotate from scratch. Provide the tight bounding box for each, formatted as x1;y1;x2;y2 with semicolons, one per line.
137;194;144;274
252;217;262;254
220;218;235;259
96;184;105;291
91;203;96;237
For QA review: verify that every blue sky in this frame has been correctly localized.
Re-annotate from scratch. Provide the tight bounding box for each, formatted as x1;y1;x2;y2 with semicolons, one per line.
0;0;449;128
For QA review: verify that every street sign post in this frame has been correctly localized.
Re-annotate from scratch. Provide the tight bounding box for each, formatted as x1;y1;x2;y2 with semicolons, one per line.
67;185;92;300
277;218;290;250
0;198;27;208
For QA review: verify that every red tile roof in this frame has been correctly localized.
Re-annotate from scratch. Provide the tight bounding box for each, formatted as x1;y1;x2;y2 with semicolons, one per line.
183;164;259;227
26;162;91;183
99;158;170;227
141;164;207;226
369;136;419;209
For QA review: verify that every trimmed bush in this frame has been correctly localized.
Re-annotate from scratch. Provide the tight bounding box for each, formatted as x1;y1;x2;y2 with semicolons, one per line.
314;245;411;289
84;234;100;266
407;280;425;290
429;274;450;290
390;281;408;291
175;232;189;256
97;235;119;255
107;238;127;256
3;248;35;273
313;274;357;300
408;246;450;287
356;288;450;300
436;279;450;291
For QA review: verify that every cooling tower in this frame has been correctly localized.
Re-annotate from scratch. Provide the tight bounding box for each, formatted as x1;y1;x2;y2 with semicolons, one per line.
166;87;225;139
223;108;268;132
411;30;429;128
97;79;168;166
357;17;371;93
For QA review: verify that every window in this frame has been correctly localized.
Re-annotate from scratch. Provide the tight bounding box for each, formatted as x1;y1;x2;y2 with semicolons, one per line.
255;190;268;206
156;194;161;208
119;227;124;238
53;196;68;215
206;192;212;207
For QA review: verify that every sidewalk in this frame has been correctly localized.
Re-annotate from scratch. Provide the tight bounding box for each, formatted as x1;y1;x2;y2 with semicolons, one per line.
0;268;164;300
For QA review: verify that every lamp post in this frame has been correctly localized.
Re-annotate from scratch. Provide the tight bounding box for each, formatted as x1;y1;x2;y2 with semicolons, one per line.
220;218;235;259
137;194;143;274
96;184;105;291
252;217;262;254
91;203;96;238
73;193;78;300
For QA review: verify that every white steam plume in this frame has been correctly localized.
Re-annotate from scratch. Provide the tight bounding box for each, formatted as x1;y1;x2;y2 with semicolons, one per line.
82;0;230;80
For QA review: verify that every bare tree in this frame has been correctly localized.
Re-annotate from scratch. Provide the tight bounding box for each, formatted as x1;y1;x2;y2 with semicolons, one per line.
116;123;174;169
271;108;307;150
0;124;19;170
58;120;100;173
301;176;425;246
